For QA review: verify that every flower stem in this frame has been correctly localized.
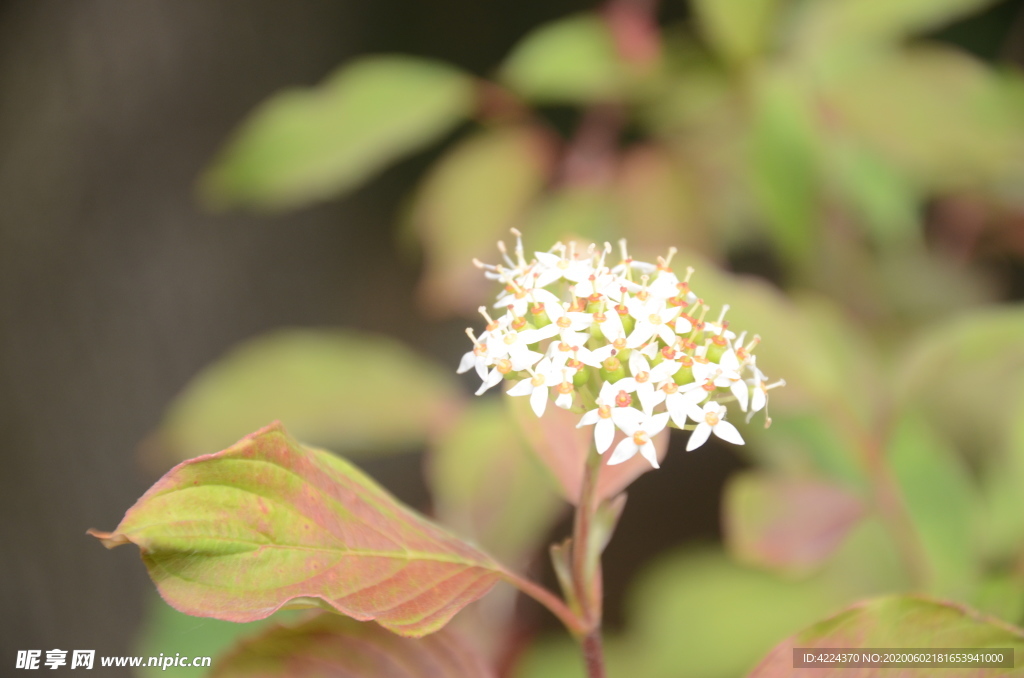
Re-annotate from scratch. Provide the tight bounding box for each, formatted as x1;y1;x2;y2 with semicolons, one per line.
582;631;607;678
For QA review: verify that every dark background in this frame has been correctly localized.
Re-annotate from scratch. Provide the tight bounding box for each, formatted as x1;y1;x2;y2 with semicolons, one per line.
2;0;1021;671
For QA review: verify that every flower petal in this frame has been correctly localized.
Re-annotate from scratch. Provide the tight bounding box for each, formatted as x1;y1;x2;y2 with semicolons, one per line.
595;418;615;454
686;423;712;452
638;441;660;469
506;379;534;397
530;385;549;417
607;438;638;465
611;406;644;434
713;420;745;446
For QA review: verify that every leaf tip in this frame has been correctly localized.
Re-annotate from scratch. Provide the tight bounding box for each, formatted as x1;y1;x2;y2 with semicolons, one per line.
87;528;130;549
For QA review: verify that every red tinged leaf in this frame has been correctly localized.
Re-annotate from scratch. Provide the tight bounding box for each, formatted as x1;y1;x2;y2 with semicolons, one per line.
89;423;502;638
211;613;495;678
748;595;1024;678
507;396;667;504
724;472;865;575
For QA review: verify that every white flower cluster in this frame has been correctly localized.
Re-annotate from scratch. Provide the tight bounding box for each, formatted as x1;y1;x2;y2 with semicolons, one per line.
458;231;782;469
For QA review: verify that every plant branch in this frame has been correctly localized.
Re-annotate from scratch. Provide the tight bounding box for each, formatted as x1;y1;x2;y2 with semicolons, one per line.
500;567;588;636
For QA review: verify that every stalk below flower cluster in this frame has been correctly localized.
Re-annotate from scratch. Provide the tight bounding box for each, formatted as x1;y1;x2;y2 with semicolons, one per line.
459;231;783;467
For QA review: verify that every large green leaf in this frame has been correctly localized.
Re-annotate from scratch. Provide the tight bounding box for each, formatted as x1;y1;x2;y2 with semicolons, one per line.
725;471;864;576
693;0;781;65
407;125;552;315
91;423;502;637
888;414;980;601
500;14;627;103
749;595;1024;677
211;613;494;677
201;56;473;211
150;329;460;466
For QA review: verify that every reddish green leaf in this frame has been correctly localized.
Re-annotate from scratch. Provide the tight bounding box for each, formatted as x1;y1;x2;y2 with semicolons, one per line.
201;56;474;211
507;395;667;504
90;423;502;638
407;125;553;316
749;595;1024;677
148;329;461;467
725;472;865;576
211;613;494;678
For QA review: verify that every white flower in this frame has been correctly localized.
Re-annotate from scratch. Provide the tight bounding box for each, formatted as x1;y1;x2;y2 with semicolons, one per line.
576;382;619;453
608;408;670;468
626;296;680;348
613;353;680;414
684;401;744;451
487;328;544;370
507;358;560;417
495;284;561;318
661;381;710;429
475;358;513;395
457;338;490;380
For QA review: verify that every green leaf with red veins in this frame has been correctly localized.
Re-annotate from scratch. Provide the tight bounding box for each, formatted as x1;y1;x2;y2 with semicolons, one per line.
407;125;553;316
89;423;502;638
724;471;865;576
210;613;494;678
749;595;1024;678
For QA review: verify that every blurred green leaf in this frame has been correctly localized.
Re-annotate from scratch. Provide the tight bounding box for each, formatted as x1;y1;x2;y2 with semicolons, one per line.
501;14;626;103
747;413;866;487
528;187;618;249
150;329;460;465
826;47;1024;189
693;0;780;65
211;613;494;678
830;141;920;248
797;0;1000;60
974;572;1024;627
615;144;705;255
627;548;843;678
725;471;864;576
750;595;1024;677
136;592;296;678
889;413;980;601
747;69;821;266
896;305;1024;461
426;399;565;568
979;377;1024;564
408;125;552;315
201;56;474;211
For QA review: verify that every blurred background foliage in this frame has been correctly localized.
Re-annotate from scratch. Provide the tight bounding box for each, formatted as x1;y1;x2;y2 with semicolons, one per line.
149;0;1024;675
4;0;1024;676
